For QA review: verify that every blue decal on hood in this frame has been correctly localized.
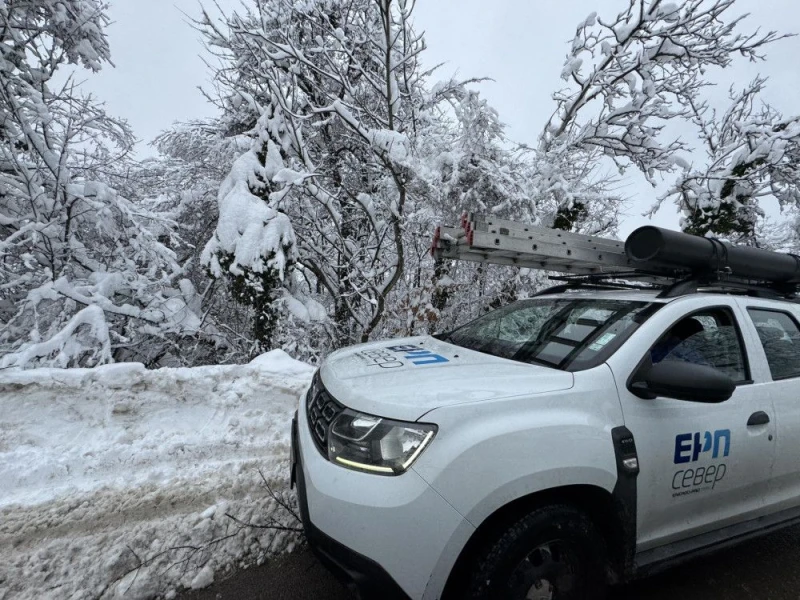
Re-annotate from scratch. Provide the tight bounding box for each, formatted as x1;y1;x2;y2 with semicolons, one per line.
385;345;449;366
403;349;449;365
386;345;420;352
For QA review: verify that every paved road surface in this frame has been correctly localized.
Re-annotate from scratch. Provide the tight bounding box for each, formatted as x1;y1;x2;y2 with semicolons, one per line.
181;524;800;599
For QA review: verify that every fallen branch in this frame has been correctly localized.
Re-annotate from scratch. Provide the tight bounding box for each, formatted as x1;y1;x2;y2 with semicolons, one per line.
259;467;302;524
105;472;304;596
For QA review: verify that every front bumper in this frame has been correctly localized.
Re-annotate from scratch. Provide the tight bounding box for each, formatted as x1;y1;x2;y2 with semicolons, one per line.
292;401;470;600
293;415;409;599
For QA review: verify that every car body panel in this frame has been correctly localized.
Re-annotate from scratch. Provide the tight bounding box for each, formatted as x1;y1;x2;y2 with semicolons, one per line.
734;298;800;516
412;364;622;527
321;335;574;422
606;295;777;551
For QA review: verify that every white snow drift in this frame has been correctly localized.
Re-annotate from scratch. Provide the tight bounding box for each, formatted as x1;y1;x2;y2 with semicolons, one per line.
0;351;314;600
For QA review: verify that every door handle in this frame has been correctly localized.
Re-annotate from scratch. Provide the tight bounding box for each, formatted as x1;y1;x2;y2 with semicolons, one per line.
747;411;770;426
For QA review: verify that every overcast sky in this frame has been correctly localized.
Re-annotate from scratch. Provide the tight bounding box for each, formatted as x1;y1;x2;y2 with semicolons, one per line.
85;0;800;236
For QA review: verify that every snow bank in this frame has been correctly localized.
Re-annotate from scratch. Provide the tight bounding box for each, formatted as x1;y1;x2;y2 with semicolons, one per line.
0;351;314;600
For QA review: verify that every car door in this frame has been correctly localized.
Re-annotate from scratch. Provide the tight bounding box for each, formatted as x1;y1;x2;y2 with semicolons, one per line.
610;298;776;553
741;301;800;513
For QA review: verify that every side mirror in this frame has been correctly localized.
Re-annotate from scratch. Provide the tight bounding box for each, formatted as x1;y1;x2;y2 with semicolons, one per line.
630;361;735;403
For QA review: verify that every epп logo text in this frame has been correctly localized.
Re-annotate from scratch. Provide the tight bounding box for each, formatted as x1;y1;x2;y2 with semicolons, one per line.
671;429;730;497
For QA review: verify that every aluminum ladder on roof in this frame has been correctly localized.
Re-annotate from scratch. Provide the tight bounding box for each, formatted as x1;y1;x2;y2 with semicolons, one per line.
431;213;800;299
431;213;647;276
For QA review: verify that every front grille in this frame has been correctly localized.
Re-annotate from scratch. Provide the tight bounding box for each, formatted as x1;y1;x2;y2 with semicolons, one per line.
305;371;345;457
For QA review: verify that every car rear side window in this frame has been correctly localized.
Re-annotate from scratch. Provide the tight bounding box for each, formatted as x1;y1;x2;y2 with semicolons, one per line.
748;308;800;380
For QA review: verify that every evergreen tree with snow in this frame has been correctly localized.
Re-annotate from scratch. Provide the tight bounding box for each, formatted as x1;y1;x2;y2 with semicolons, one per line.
200;122;298;348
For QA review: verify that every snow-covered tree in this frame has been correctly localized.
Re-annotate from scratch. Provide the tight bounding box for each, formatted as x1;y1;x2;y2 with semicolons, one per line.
542;0;785;231
403;87;540;331
663;78;800;243
200;127;299;347
0;1;204;367
197;0;487;346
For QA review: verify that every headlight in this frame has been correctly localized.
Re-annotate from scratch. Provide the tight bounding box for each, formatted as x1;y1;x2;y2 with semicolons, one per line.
328;409;437;476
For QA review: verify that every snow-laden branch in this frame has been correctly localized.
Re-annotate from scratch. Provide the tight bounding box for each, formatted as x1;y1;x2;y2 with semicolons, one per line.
195;0;435;343
1;304;111;368
543;0;789;183
658;77;800;242
0;1;215;368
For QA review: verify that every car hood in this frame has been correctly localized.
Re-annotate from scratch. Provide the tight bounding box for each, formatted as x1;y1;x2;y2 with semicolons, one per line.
319;336;574;421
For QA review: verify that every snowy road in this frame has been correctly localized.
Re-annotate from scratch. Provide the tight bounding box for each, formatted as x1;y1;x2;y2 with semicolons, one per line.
0;354;314;600
180;524;800;600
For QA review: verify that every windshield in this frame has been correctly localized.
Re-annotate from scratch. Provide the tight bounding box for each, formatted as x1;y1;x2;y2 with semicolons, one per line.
438;297;661;371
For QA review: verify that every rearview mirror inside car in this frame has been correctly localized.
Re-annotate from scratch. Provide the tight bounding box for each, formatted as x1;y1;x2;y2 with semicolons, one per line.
630;361;735;403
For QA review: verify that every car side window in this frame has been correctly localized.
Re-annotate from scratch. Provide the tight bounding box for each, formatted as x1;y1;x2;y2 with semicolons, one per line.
650;308;748;383
748;308;800;380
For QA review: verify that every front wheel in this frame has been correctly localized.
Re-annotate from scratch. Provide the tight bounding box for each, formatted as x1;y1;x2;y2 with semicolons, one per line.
467;505;608;600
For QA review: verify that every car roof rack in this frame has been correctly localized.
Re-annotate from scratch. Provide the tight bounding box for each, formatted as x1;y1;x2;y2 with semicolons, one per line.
431;213;800;300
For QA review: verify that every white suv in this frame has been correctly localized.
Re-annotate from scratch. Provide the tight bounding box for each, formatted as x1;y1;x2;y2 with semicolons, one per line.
290;287;800;600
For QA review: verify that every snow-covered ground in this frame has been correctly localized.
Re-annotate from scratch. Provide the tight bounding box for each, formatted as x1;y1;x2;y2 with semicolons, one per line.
0;351;314;600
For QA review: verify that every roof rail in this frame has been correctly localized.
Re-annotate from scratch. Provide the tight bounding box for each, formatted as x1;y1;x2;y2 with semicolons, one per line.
658;276;800;300
431;213;800;300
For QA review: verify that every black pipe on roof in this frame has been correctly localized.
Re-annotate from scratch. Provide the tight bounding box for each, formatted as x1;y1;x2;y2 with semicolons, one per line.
625;226;800;284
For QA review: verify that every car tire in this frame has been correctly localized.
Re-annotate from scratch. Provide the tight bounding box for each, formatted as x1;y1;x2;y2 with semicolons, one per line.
467;504;608;600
